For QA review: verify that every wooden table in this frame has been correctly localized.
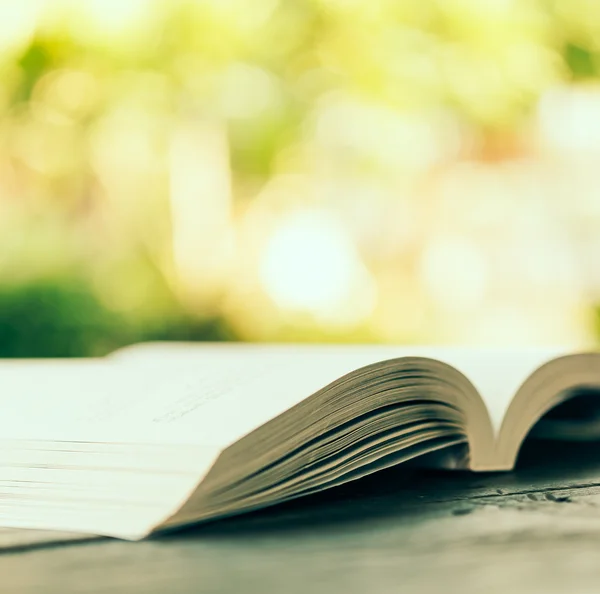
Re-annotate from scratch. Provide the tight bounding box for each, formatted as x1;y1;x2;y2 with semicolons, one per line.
3;441;600;594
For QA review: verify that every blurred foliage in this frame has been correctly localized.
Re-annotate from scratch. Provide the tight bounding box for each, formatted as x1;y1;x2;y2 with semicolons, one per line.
0;277;120;357
2;0;600;355
0;276;235;357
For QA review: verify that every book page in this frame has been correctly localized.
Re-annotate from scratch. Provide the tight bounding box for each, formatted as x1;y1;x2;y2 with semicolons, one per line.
0;344;568;448
114;343;568;437
424;347;567;433
98;344;423;447
0;346;409;447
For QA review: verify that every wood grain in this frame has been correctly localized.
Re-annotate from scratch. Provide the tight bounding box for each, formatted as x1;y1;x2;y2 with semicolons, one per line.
3;441;600;594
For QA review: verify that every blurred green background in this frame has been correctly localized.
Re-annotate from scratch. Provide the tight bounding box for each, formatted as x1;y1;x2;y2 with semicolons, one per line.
3;0;600;357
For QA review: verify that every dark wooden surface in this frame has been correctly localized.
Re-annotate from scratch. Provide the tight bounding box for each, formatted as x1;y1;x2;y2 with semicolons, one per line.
4;441;600;594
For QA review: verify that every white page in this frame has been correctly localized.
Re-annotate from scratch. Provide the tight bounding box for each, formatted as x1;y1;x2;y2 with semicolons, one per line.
113;343;568;438
101;345;411;447
0;346;423;446
0;360;222;538
0;345;566;447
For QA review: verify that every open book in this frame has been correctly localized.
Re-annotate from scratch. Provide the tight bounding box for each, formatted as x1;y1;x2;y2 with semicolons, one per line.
1;343;600;540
